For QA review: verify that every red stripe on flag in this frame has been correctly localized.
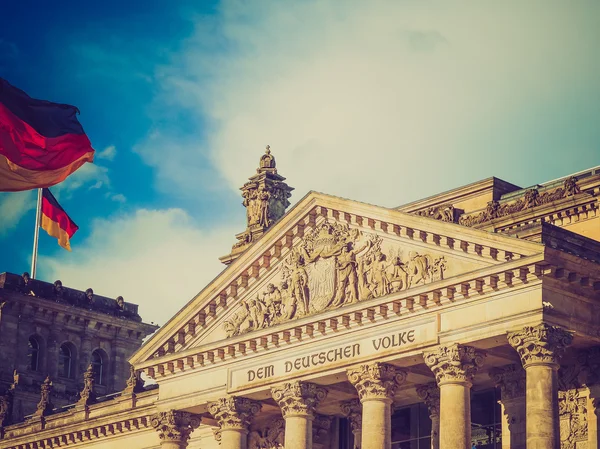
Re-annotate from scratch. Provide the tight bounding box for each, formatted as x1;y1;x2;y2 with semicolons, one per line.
0;102;94;170
41;194;78;238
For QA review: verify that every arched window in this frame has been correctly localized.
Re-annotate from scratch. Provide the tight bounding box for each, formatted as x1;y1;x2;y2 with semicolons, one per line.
91;350;107;385
28;337;40;371
58;343;74;378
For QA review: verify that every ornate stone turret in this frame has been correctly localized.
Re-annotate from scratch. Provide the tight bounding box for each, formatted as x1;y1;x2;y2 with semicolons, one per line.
76;364;96;407
33;376;53;418
220;145;294;265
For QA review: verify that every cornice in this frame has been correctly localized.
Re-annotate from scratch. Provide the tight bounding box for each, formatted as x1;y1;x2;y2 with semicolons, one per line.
130;192;545;367
138;253;590;379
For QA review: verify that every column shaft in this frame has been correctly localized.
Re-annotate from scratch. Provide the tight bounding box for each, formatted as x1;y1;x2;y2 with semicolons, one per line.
221;429;248;449
430;415;440;449
361;399;391;449
439;383;470;449
284;415;312;449
525;364;559;449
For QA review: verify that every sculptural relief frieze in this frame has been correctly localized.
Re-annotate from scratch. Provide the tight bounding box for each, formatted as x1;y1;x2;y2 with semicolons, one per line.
459;177;582;227
224;220;448;337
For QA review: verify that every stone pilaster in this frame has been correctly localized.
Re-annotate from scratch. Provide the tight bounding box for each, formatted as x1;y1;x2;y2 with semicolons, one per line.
489;364;526;449
312;414;332;449
347;362;407;449
150;410;201;449
271;381;327;449
423;344;485;449
416;384;440;449
340;399;362;449
208;396;262;449
508;323;573;449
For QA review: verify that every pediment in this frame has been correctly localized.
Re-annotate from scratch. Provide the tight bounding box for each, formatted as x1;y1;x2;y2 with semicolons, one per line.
130;192;544;367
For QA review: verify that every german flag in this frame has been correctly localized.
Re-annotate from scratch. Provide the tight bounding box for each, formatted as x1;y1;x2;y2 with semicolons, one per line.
41;188;79;251
0;77;94;192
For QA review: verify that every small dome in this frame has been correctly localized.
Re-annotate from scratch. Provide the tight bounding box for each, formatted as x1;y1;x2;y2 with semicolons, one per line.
259;145;276;170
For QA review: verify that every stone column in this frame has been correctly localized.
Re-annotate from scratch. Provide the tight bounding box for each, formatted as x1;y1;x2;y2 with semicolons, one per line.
489;364;526;449
347;362;407;449
208;396;262;449
508;323;573;449
423;344;486;449
271;381;328;449
416;383;440;449
340;399;362;449
151;410;201;449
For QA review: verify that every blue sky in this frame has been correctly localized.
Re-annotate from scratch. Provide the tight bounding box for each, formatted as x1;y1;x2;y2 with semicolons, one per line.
1;1;599;325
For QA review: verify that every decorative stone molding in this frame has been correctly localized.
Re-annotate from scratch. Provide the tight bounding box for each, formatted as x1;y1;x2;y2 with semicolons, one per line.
208;396;262;431
223;219;448;337
340;399;362;433
76;364;96;407
150;410;201;443
415;383;440;418
507;323;573;368
489;364;526;400
270;381;327;418
423;344;486;385
347;362;407;401
248;419;285;449
459;176;582;227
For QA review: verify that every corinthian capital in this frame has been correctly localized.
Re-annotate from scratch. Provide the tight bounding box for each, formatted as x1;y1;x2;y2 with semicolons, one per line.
347;362;407;402
507;323;573;368
340;399;362;432
150;410;201;443
415;383;440;418
271;381;327;418
208;396;262;431
489;364;526;400
423;344;486;386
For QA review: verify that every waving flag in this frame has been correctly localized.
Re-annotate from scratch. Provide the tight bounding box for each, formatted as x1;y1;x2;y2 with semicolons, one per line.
40;188;79;251
0;78;94;191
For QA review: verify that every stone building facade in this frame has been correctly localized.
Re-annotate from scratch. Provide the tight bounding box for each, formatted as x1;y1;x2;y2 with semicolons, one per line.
1;153;599;449
0;272;158;424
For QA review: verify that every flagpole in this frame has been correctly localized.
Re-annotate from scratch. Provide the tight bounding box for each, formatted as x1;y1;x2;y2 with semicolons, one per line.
31;188;42;279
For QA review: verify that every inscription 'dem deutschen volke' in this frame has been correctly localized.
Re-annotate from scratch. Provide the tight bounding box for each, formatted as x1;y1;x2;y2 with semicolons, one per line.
247;329;416;382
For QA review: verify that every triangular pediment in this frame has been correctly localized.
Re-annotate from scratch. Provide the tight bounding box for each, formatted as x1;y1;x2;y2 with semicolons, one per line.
130;192;544;367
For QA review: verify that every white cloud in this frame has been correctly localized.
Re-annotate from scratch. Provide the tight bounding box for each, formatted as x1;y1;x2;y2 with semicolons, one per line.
96;145;117;161
54;163;111;195
39;208;235;326
140;0;600;207
0;191;35;236
108;193;127;203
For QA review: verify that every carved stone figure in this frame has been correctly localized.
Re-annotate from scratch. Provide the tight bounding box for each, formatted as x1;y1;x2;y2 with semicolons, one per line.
248;419;285;449
415;204;456;222
77;364;96;406
33;376;54;417
559;389;587;449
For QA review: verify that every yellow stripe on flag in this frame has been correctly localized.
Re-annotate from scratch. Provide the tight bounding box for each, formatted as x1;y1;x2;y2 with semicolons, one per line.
41;214;72;251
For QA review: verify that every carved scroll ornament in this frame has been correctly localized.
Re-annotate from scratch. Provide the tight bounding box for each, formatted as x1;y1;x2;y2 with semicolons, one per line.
459;177;582;227
415;383;440;418
208;396;262;431
489;364;526;401
270;381;327;418
224;220;448;337
347;362;407;401
150;410;201;443
507;323;573;368
423;344;486;385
